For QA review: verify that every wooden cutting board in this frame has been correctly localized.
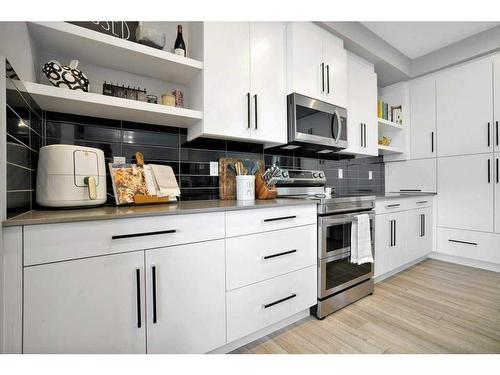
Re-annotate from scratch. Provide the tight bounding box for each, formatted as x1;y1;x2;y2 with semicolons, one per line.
218;158;265;200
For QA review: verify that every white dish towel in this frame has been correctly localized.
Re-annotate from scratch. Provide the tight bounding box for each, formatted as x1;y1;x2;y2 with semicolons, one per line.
350;214;373;265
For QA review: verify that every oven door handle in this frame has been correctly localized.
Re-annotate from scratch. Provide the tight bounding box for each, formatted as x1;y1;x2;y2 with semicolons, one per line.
322;251;352;263
320;211;375;226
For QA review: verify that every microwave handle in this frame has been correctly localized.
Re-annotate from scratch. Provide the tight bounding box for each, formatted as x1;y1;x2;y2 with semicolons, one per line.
331;110;342;143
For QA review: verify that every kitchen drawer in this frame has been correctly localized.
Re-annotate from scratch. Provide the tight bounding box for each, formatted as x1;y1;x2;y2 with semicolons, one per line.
226;265;316;343
225;204;317;237
375;199;410;214
226;225;317;290
407;196;433;209
437;227;500;264
24;212;225;266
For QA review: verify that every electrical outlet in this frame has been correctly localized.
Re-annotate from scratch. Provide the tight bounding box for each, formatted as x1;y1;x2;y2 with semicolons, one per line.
369;171;373;180
210;162;219;176
113;156;126;164
338;168;343;179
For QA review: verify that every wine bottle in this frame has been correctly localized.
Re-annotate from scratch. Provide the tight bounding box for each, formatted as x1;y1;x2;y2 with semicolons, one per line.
174;25;186;57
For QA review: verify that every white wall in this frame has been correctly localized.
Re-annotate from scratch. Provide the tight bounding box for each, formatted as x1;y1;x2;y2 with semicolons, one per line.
0;22;36;82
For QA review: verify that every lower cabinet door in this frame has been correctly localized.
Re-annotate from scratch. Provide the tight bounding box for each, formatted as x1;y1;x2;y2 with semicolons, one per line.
375;212;407;276
23;252;146;353
226;265;316;343
407;207;433;260
390;212;408;270
145;240;226;353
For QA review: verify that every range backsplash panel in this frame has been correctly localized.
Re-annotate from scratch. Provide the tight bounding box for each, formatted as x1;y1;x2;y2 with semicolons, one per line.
42;111;385;203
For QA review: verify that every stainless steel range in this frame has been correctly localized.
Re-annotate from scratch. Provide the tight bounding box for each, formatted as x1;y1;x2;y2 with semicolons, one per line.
274;168;375;319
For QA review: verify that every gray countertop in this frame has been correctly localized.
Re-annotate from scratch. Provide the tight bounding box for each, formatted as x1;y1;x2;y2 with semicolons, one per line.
3;192;437;227
2;199;317;227
374;192;437;200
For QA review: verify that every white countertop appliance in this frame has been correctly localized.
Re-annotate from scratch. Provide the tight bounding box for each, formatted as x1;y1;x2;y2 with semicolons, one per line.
36;144;107;207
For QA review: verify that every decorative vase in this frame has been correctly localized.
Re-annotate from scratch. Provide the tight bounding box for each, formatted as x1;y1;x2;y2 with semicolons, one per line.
42;60;90;92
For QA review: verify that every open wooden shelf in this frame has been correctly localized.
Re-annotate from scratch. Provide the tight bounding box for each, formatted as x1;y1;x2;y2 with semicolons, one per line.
27;22;203;85
378;118;403;131
378;144;404;155
23;82;202;127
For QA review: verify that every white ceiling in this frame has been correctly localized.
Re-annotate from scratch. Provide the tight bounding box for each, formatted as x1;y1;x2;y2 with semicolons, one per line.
361;22;500;59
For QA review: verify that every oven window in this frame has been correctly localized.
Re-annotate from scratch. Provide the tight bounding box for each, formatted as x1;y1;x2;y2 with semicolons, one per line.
325;254;372;291
296;105;334;138
325;223;351;255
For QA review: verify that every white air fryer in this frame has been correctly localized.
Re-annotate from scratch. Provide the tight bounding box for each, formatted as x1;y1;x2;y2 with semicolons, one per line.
36;144;107;208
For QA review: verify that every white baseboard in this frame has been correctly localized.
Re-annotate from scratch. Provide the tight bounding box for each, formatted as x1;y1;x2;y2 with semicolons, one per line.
429;252;500;273
209;309;310;354
374;254;429;284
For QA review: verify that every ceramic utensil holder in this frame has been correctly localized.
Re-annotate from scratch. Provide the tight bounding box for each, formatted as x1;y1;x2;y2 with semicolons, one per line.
236;175;255;201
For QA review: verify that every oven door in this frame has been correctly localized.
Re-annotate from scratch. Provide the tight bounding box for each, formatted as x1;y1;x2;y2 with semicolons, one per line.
319;252;374;298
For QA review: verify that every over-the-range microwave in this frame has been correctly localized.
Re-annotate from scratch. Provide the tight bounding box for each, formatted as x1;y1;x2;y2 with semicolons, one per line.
285;93;348;153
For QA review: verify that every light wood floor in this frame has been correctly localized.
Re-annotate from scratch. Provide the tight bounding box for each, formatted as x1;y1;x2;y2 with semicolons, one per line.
231;260;500;354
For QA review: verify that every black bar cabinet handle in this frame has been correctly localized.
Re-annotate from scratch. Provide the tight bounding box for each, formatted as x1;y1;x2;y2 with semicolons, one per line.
152;265;158;324
416;200;428;204
394;220;397;246
488;158;491;183
264;215;297;222
448;239;477;246
386;203;400;208
497;158;499;184
423;214;425;237
400;189;422;192
488;122;491;147
326;65;330;94
264;293;297;309
364;124;367;147
135;268;141;329
112;229;176;240
263;249;297;260
247;92;251;129
496;121;499;146
389;220;394;247
254;94;258;130
321;63;325;93
431;131;434;153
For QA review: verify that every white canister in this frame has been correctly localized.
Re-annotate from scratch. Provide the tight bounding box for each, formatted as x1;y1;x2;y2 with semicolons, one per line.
236;175;255;201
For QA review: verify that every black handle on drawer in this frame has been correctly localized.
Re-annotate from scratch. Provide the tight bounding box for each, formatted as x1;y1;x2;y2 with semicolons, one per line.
152;265;158;324
112;229;176;240
386;204;400;208
400;189;422;192
448;239;477;246
135;268;141;329
416;200;428;204
264;293;297;309
263;249;297;260
263;215;297;222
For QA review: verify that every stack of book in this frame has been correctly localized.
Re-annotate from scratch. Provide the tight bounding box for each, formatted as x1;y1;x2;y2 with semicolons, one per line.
377;100;403;124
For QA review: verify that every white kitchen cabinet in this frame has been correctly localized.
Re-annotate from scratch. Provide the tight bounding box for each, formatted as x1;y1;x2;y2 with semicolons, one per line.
250;22;287;144
202;22;251;140
197;22;286;144
493;60;500;153
286;22;347;108
23;252;146;353
384;158;437;193
495;153;500;233
341;52;378;156
407;207;432;260
375;211;407;276
437;154;494;232
145;240;226;354
436;58;493;157
410;77;436;159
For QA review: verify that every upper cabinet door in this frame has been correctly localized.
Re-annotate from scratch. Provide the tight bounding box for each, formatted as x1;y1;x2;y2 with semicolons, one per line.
203;22;251;139
436;59;493;157
494;60;500;153
249;22;287;144
146;240;226;354
322;30;348;108
23;252;146;354
287;22;324;101
410;78;436;159
437;153;494;232
342;53;377;156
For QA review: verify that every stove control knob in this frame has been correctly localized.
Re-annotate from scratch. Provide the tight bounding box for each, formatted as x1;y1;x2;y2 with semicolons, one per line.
282;171;289;178
313;172;319;178
319;172;325;179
